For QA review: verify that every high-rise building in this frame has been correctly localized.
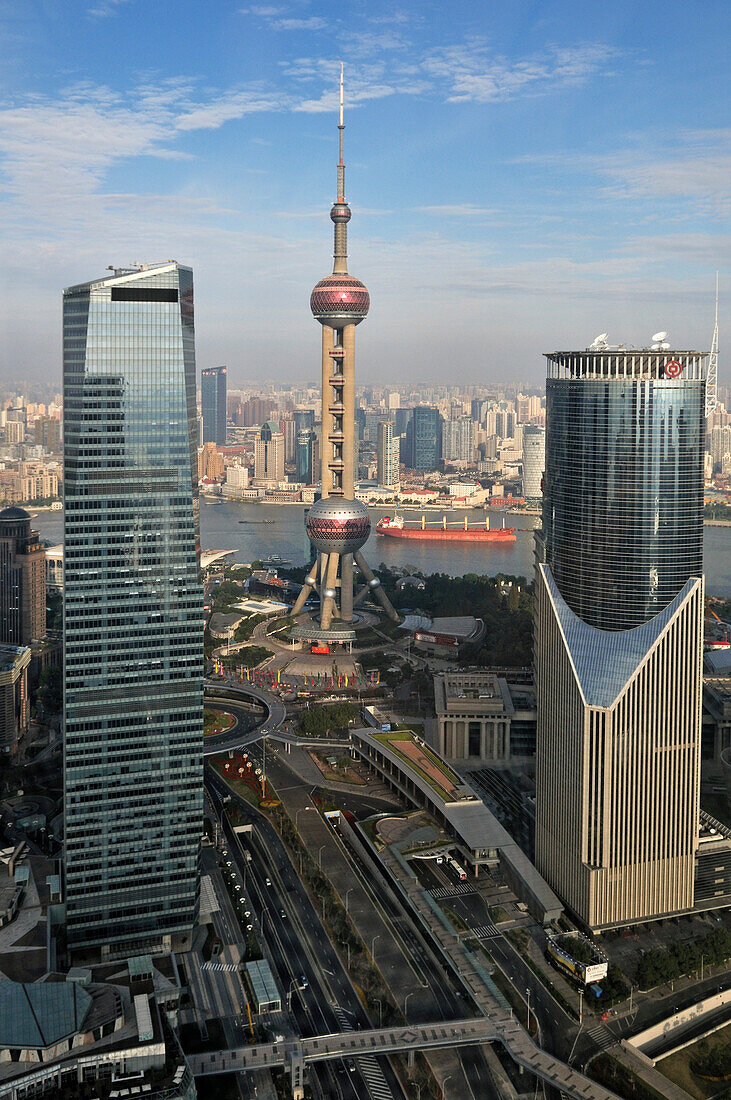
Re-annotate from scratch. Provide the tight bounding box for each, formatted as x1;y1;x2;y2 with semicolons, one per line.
296;429;315;484
34;416;61;452
535;346;707;929
0;645;30;756
522;425;545;500
200;366;227;445
441;416;475;463
406;406;442;470
377;420;400;489
254;420;284;483
62;262;204;958
290;68;397;632
0;507;46;646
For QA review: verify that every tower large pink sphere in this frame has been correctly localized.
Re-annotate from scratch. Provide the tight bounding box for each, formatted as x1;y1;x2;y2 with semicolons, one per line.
310;274;370;328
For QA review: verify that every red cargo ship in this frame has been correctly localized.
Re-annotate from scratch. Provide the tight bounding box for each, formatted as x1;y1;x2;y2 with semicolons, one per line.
376;514;516;542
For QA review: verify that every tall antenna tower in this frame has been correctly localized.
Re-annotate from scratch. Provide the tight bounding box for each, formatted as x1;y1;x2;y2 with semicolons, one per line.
706;272;719;418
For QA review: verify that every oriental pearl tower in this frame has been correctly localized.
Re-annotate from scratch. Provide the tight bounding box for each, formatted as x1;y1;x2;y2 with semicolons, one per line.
290;67;398;633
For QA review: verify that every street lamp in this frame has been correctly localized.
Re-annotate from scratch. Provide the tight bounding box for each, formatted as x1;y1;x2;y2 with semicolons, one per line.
318;844;326;869
345;888;353;913
404;991;413;1017
440;1073;453;1098
371;935;380;961
525;988;532;1033
373;997;383;1028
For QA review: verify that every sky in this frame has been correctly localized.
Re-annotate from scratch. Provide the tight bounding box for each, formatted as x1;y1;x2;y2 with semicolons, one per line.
0;0;728;387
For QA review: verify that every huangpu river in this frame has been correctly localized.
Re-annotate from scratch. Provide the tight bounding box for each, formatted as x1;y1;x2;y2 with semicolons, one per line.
30;500;731;597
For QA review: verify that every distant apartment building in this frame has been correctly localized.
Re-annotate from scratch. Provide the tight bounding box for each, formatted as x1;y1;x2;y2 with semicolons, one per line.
377;420;400;489
201;365;227;445
296;428;316;484
441;416;475;463
254;420;285;483
34;415;61;452
0;507;46;646
522;425;545;500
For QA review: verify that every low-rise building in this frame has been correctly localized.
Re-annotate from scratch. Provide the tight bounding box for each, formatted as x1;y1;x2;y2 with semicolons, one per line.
413;616;485;658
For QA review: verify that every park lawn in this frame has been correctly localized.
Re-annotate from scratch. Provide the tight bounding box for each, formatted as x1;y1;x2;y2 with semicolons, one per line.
655;1022;731;1100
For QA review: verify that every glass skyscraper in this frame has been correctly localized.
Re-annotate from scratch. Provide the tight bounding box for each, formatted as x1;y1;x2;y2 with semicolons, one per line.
535;348;708;929
541;354;705;631
406;406;442;471
201;365;227;445
63;262;204;958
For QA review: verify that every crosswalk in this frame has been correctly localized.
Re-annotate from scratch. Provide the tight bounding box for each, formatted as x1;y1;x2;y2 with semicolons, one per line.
429;883;476;899
201;961;239;973
468;921;501;941
333;1006;394;1100
586;1023;614;1050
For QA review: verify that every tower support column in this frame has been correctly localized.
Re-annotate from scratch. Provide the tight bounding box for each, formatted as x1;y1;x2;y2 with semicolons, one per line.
341;553;354;621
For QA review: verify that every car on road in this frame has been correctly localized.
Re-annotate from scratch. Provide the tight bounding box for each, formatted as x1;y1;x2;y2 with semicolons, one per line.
300;975;308;988
346;1058;356;1073
265;877;272;886
280;908;287;919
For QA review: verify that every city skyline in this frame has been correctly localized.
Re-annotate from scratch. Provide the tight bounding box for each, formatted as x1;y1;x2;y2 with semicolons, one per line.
0;0;727;386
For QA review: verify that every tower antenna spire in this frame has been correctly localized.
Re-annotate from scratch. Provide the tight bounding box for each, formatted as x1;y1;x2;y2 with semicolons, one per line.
706;271;719;418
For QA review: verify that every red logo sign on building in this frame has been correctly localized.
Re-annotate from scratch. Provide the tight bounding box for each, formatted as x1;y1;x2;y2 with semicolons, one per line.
664;360;682;378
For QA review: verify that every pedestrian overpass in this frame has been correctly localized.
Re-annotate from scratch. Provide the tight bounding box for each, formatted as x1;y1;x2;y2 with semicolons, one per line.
187;1015;621;1100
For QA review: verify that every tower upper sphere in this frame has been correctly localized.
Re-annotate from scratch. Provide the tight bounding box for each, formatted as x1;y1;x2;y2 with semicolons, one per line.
311;273;370;327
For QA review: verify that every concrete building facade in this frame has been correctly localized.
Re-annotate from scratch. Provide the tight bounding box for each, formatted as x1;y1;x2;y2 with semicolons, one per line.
521;425;545;500
254;420;285;483
376;419;400;489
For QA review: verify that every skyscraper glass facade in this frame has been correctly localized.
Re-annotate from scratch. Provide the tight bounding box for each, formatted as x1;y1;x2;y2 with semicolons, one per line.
63;263;203;956
408;406;442;471
542;355;705;631
201;365;227;445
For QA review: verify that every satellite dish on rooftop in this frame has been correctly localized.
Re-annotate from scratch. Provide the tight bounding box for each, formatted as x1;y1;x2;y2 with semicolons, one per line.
652;331;668;342
590;333;608;347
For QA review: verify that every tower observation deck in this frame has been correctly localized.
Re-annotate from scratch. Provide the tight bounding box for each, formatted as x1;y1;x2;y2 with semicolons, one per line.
290;67;398;634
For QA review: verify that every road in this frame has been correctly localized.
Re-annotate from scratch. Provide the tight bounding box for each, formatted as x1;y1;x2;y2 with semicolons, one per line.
207;770;406;1100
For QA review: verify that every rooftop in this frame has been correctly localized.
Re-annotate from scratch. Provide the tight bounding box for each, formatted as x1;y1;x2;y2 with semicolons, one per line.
371;730;475;804
0;980;92;1050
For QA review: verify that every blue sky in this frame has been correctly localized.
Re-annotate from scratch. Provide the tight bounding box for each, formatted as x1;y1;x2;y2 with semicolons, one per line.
0;0;728;385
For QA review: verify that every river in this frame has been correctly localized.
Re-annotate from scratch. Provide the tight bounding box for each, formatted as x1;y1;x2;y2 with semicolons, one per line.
29;500;731;597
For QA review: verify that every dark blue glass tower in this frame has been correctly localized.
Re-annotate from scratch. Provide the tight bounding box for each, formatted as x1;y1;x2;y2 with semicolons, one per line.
406;406;442;471
201;365;227;445
541;350;706;631
63;263;204;958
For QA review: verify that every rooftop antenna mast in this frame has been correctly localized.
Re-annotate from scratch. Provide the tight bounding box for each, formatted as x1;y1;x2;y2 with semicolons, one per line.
706;272;719;418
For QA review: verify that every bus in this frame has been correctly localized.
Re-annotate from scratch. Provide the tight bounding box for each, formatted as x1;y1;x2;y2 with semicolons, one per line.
448;858;467;881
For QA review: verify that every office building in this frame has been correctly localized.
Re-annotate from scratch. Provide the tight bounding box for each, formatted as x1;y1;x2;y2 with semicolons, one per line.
535;346;707;929
62;262;204;958
254;420;285;483
406;406;442;470
290;70;398;632
435;670;536;762
377;420;400;489
200;366;227;445
0;507;46;646
522;425;545;500
0;645;30;756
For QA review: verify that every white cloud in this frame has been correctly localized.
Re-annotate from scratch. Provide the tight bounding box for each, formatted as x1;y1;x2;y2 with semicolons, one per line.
270;16;326;30
418;204;499;218
87;0;132;18
423;40;619;103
